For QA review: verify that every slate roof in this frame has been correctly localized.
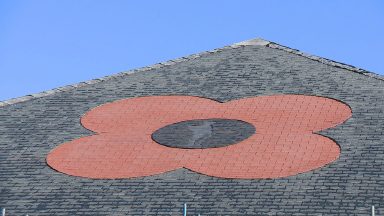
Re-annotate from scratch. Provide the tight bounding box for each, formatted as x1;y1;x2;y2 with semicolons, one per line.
1;38;383;215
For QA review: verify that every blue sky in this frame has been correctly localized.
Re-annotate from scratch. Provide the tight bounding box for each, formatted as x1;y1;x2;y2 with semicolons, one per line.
1;1;383;101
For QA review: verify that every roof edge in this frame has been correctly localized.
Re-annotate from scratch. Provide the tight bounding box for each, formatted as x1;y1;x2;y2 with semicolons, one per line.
262;39;384;82
1;37;383;108
0;43;240;107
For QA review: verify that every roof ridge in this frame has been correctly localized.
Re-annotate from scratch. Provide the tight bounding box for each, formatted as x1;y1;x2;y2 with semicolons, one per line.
1;38;383;108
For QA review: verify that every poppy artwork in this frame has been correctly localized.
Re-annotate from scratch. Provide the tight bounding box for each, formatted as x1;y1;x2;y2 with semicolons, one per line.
46;95;352;179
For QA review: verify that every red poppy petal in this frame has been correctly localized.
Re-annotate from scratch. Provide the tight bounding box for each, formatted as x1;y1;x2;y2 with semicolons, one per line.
185;133;340;179
81;96;223;133
47;135;182;179
225;95;352;133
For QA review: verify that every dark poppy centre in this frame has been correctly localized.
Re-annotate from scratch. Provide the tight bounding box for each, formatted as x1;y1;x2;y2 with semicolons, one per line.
151;118;256;149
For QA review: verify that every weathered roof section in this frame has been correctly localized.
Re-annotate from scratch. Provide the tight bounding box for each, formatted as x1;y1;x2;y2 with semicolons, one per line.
0;38;382;107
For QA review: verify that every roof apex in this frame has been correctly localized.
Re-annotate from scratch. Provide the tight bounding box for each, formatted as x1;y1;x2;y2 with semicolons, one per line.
232;38;271;46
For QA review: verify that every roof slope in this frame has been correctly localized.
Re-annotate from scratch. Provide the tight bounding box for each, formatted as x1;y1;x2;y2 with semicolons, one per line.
1;38;383;107
1;38;383;215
